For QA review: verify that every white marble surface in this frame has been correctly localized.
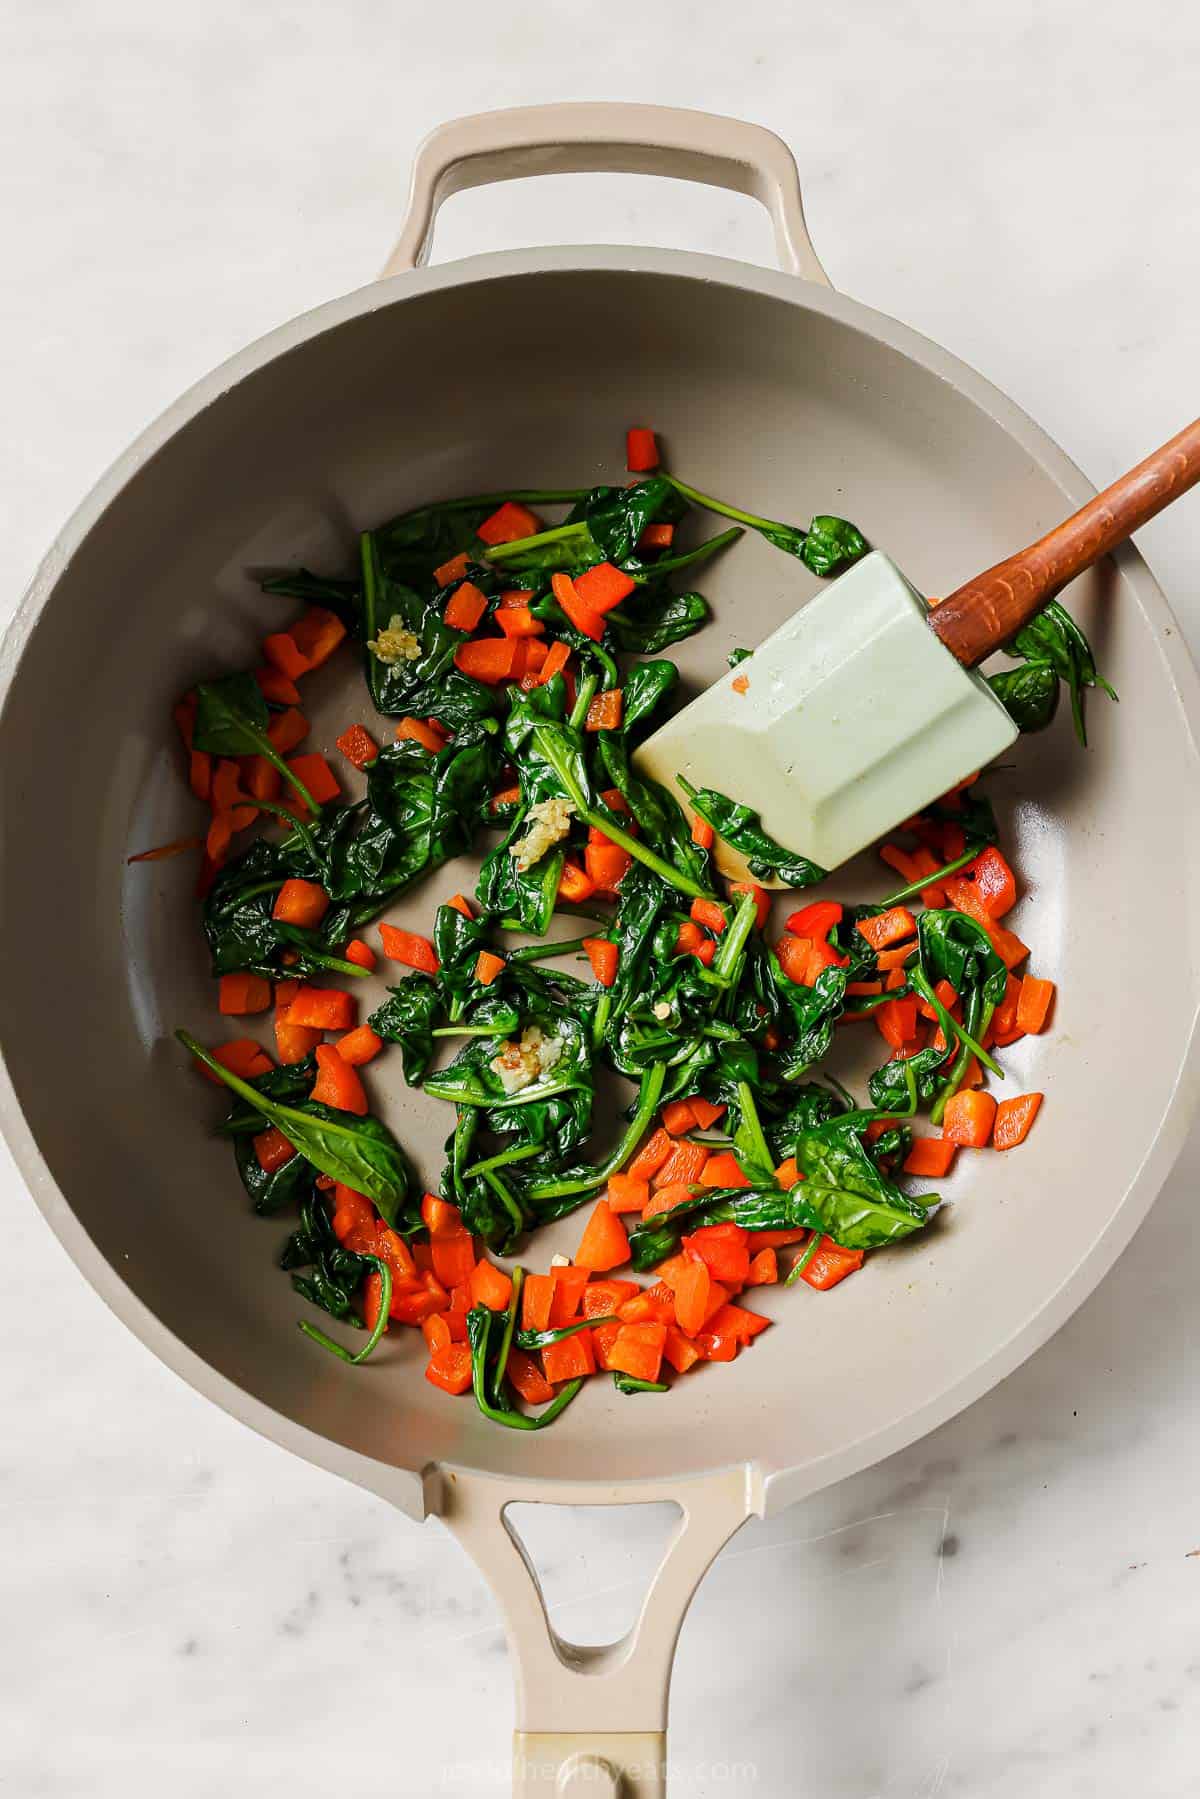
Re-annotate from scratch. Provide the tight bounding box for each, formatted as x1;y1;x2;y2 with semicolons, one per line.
4;3;1200;1793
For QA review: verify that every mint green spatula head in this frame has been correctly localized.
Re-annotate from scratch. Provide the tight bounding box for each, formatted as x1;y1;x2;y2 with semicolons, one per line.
634;552;1018;882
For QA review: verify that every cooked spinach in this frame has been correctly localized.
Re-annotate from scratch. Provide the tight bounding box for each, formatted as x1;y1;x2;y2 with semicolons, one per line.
369;976;442;1085
179;1030;416;1225
467;1303;584;1429
192;674;321;815
662;475;867;576
176;442;1083;1429
989;661;1060;733
1001;598;1117;745
677;776;827;890
281;1190;370;1324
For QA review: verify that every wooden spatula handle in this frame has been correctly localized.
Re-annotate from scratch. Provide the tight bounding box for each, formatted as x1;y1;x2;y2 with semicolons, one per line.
928;415;1200;667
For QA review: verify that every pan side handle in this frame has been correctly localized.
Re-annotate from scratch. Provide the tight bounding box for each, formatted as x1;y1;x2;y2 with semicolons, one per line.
380;103;830;285
434;1462;760;1797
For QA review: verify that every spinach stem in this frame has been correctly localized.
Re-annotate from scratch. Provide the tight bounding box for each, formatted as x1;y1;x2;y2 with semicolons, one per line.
528;1061;667;1201
468;1306;584;1429
909;971;1003;1085
497;906;612;930
464;1142;543;1179
569;673;598;731
297;1255;392;1362
532;725;712;901
481;1168;525;1238
491;1266;524;1402
878;846;981;908
432;1024;511;1038
630;525;742;583
663;474;797;540
274;926;370;978
407;489;587;515
251;797;321;862
930;996;998;1126
485;520;589;564
509;936;591;963
735;1080;775;1180
784;1232;823;1287
260;746;320;819
517;1314;616;1350
712;890;758;985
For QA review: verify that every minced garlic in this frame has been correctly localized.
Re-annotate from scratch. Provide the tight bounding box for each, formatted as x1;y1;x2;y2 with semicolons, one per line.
510;797;573;872
489;1024;564;1096
366;615;421;664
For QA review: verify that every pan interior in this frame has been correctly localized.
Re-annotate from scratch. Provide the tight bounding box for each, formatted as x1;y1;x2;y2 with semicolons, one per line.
3;261;1197;1491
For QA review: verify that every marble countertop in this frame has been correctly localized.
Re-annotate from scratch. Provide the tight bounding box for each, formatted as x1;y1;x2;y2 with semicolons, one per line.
5;2;1200;1792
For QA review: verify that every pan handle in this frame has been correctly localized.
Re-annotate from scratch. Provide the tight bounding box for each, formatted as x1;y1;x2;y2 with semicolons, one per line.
381;102;830;284
435;1462;759;1796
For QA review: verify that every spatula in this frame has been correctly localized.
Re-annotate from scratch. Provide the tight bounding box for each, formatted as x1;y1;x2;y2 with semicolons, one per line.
636;416;1200;882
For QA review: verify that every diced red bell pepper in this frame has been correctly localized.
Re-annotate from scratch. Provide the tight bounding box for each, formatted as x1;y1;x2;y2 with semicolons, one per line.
425;1344;473;1395
542;1330;596;1384
625;428;659;472
336;723;379;770
583;937;619;987
785;900;843;940
548;1264;591;1326
797;1238;865;1291
607;1321;666;1383
290;606;346;671
378;924;440;974
310;1043;368;1115
476;501;541;546
574;1200;630;1273
574;562;636;615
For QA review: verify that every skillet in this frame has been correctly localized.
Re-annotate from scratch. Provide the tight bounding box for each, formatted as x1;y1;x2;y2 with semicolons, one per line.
3;104;1198;1796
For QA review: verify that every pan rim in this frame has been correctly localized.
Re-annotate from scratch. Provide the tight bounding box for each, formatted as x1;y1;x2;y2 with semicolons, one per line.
4;243;1199;1517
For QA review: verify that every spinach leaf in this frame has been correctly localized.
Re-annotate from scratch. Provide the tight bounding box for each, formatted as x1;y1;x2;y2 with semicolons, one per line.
769;957;849;1076
217;1055;319;1135
359;531;463;714
792;1119;931;1248
583;478;684;565
989;661;1060;733
868;1042;950;1112
234;1131;313;1215
525;1061;667;1212
764;1082;850;1163
1004;598;1117;745
916;910;1007;1008
589;865;670;1045
179;1031;416;1225
369;976;442;1085
512;679;712;902
281;1190;369;1324
606;588;709;655
202;732;495;975
662;475;868;576
372;489;585;588
482;479;679;577
677;776;827;889
801;515;871;578
424;1011;593;1114
260;569;363;636
626;1182;823;1270
192;673;321;814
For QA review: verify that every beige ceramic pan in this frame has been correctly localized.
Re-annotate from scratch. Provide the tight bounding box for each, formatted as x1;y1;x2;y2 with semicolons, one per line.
4;104;1200;1796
